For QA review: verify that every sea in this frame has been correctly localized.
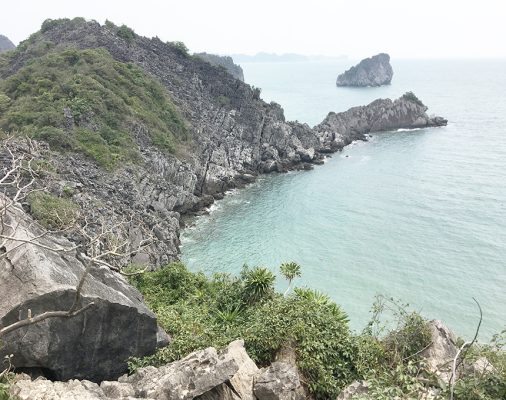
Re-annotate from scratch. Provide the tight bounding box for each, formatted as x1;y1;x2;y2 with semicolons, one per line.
181;58;506;339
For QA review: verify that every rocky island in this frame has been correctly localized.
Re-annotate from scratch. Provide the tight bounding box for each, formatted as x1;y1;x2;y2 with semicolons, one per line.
0;34;15;53
336;53;393;87
2;18;500;400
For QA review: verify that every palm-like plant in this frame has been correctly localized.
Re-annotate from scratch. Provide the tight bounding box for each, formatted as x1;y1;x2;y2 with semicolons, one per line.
280;262;302;295
243;266;276;303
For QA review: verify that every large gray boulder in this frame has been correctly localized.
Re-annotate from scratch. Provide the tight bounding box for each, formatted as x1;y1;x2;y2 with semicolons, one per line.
0;197;163;381
11;341;253;399
336;53;393;87
253;362;304;400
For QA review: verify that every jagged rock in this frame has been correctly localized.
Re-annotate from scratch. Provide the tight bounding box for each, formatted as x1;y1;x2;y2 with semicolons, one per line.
10;342;250;399
0;34;15;53
465;356;497;376
0;20;447;268
195;52;244;81
315;93;447;151
0;196;164;382
336;380;369;400
254;362;303;400
420;320;458;383
336;53;393;87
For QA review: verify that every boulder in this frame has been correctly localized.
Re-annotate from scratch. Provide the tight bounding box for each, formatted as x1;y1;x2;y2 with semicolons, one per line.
254;362;303;400
0;196;163;381
227;340;260;400
336;380;369;400
336;53;393;87
420;320;458;382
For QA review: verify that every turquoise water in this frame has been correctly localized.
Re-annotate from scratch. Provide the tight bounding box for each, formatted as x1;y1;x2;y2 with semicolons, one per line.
181;59;506;339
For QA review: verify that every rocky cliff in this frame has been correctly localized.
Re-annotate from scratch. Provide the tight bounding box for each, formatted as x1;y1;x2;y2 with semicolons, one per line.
0;19;446;268
336;53;393;87
0;34;15;53
194;52;244;81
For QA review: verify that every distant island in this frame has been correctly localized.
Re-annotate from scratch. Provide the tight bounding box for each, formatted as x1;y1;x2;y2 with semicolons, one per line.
0;34;15;53
231;52;347;63
336;53;393;87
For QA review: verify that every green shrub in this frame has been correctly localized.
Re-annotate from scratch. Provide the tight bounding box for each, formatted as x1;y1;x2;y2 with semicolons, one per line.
28;191;79;229
129;263;359;399
0;47;188;168
170;41;189;56
402;91;425;107
117;25;136;42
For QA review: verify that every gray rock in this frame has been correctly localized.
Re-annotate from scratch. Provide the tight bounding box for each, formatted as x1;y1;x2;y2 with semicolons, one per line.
254;362;303;400
336;380;369;400
0;196;162;382
227;340;259;400
0;34;15;53
336;53;393;87
197;383;241;400
420;320;458;383
11;377;107;400
195;52;244;82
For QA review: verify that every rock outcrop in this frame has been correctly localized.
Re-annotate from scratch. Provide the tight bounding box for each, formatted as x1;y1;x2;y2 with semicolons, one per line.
336;53;393;87
0;20;447;268
0;195;165;382
0;34;15;53
9;341;283;400
195;52;244;81
254;362;304;400
315;92;447;152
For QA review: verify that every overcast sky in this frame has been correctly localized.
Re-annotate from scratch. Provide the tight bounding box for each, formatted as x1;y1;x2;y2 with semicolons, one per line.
2;0;506;59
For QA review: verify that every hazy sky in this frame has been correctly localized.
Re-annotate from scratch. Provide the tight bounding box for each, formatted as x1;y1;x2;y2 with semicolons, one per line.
2;0;506;58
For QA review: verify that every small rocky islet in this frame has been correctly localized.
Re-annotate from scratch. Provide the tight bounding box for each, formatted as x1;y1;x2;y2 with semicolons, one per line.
1;17;502;400
336;53;394;87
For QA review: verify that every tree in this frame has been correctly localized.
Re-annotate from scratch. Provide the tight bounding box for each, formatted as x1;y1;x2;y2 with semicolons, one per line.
280;261;301;295
242;266;276;303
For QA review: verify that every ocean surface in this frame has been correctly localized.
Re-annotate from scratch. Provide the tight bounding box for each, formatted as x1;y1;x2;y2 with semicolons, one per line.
181;58;506;339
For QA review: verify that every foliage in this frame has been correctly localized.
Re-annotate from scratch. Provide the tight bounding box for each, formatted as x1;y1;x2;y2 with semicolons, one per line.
0;47;188;169
241;266;276;303
170;41;189;56
402;91;425;107
117;25;136;42
28;191;79;229
129;262;361;399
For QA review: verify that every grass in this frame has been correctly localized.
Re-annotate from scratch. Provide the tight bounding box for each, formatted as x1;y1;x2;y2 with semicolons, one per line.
0;47;188;169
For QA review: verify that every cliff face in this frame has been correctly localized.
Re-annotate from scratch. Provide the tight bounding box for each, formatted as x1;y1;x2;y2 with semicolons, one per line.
194;52;244;81
0;19;446;266
0;34;15;53
336;53;393;87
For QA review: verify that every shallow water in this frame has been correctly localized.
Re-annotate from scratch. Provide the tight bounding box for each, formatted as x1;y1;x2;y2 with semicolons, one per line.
181;59;506;338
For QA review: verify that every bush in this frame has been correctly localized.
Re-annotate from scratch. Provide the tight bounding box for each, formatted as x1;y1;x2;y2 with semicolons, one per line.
402;91;425;107
28;191;79;229
117;25;136;42
129;263;358;399
0;47;188;168
170;41;189;56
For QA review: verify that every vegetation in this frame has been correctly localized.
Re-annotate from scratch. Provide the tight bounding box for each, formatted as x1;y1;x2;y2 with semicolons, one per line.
0;47;188;169
116;25;136;42
402;91;425;107
28;191;79;229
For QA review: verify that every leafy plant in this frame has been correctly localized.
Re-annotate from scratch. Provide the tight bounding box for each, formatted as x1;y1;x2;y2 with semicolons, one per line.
28;191;79;229
280;261;301;295
242;266;276;303
117;25;136;42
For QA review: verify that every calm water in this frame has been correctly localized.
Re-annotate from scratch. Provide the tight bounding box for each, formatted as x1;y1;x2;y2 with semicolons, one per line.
182;59;506;339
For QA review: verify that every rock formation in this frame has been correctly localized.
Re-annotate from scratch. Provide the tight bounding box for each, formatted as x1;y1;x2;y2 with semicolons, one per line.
0;34;15;53
0;19;446;268
195;52;244;81
336;53;393;87
0;195;167;381
9;341;304;400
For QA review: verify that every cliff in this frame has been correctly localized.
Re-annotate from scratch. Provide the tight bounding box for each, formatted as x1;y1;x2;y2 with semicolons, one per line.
336;53;393;87
194;52;244;81
0;19;446;268
0;34;15;53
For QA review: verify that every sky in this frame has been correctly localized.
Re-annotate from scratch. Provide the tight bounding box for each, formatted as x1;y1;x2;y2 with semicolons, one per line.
1;0;506;59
